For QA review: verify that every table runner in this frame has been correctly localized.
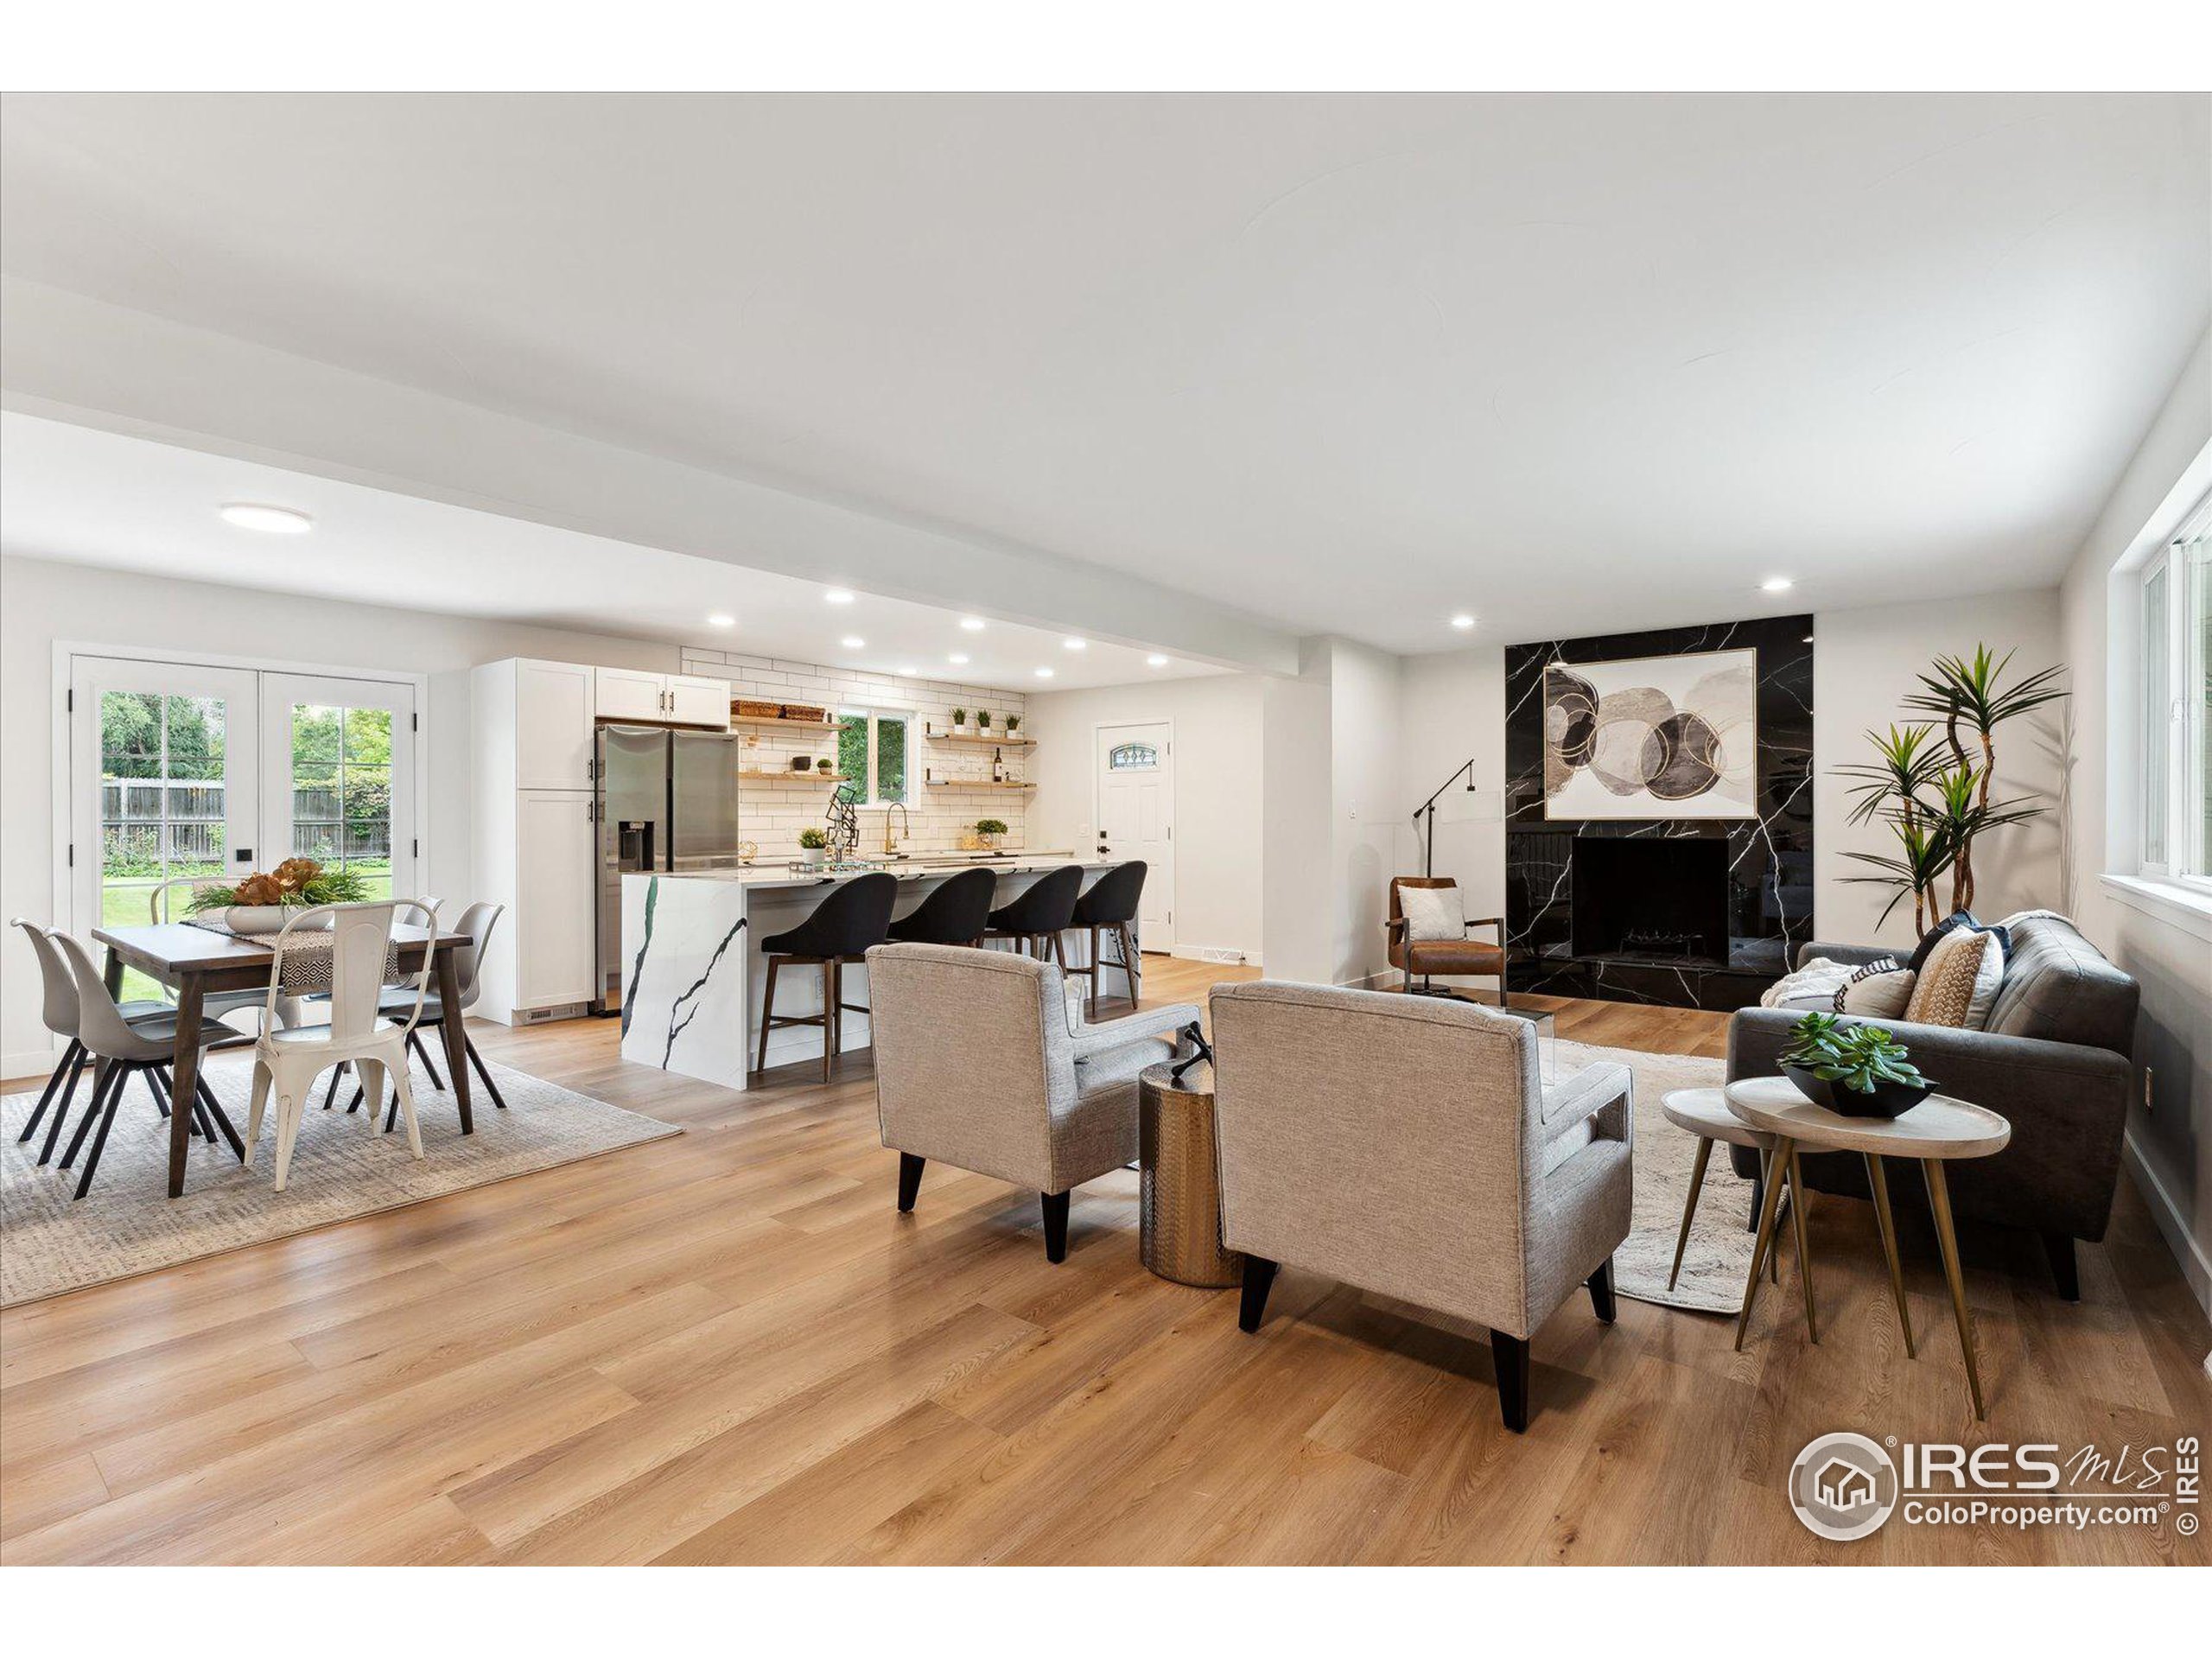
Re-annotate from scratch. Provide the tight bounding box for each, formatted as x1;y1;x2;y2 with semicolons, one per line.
182;917;408;995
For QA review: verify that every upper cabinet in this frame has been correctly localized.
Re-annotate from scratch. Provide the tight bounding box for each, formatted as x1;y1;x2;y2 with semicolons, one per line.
512;659;597;790
594;667;730;731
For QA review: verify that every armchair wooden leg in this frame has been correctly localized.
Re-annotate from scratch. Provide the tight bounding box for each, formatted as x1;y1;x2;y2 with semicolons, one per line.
1040;1190;1071;1262
896;1152;925;1212
1586;1259;1617;1323
1491;1330;1532;1433
2041;1232;2080;1301
1238;1255;1279;1331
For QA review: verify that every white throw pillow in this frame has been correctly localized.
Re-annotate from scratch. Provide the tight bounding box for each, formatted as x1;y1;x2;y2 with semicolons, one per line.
1398;883;1465;943
1963;929;2005;1027
1835;958;1916;1019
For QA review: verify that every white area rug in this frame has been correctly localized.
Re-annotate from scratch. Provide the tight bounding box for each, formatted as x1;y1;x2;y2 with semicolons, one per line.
1555;1038;1758;1314
1;1050;679;1307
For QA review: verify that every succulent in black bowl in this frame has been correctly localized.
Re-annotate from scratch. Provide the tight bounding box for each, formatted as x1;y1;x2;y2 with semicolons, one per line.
1777;1012;1933;1120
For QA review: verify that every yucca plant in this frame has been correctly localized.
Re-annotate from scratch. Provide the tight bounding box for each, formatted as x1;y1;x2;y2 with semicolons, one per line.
1840;817;1957;931
1900;645;2068;909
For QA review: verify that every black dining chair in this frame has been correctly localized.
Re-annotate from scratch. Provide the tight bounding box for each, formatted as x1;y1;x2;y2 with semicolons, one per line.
886;868;997;949
753;873;899;1084
982;865;1084;963
1065;861;1147;1014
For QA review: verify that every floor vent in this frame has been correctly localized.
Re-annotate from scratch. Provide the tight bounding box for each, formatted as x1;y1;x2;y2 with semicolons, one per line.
1198;948;1248;965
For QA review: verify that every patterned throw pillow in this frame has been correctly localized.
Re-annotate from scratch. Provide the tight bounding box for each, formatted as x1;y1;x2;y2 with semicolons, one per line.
1834;957;1914;1018
1904;910;2012;976
1903;928;1996;1027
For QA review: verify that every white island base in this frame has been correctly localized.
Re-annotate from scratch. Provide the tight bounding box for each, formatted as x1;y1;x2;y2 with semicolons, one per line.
618;857;1131;1089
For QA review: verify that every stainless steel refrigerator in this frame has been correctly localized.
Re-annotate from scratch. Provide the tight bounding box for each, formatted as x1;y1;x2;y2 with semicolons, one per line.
594;724;744;1010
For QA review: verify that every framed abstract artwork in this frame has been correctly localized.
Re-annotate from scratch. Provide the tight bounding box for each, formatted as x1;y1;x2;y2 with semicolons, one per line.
1542;647;1758;819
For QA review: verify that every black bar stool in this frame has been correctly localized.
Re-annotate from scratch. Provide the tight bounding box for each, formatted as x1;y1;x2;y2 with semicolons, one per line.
887;868;996;948
1065;861;1147;1014
982;865;1083;963
754;873;899;1084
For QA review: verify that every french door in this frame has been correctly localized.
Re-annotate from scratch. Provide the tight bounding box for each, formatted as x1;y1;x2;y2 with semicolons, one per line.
68;655;418;997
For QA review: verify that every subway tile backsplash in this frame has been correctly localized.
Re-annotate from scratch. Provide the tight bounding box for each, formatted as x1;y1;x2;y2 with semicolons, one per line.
681;647;1032;861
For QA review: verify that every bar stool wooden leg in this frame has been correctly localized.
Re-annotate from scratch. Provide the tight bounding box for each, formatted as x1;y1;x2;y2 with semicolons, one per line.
1667;1136;1713;1292
1923;1158;1986;1419
753;958;780;1077
1865;1154;1916;1358
823;959;838;1084
1120;923;1141;1002
1086;924;1102;1014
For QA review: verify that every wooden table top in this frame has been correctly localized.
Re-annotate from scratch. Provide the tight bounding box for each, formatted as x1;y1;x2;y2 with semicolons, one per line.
1660;1085;1774;1149
1724;1075;2011;1159
94;921;467;975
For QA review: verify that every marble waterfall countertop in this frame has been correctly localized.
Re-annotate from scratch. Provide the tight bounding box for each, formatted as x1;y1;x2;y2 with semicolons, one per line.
618;855;1124;1090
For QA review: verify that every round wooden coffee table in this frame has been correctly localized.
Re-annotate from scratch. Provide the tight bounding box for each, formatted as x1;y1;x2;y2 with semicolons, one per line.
1726;1076;2011;1419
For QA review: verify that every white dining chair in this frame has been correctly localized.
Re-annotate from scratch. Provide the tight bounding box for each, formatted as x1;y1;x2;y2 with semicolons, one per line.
244;899;440;1192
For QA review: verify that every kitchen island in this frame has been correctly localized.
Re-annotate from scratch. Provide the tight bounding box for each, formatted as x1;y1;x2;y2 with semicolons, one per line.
617;855;1131;1089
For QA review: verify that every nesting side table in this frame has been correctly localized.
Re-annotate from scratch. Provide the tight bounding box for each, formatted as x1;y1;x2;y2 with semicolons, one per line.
1136;1058;1244;1288
1725;1077;2011;1420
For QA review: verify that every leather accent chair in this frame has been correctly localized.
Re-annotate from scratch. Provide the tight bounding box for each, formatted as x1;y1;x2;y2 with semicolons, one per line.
1209;982;1631;1432
867;942;1199;1261
1385;876;1507;1001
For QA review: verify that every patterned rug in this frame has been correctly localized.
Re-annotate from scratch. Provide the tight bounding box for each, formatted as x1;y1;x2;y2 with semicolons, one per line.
1555;1038;1758;1314
0;1049;680;1307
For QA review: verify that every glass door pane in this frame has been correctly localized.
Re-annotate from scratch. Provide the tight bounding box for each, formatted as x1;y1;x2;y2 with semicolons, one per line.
71;658;259;1004
261;675;416;910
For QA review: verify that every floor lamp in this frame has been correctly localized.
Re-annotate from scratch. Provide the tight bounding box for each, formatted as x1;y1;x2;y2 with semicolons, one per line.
1412;760;1481;877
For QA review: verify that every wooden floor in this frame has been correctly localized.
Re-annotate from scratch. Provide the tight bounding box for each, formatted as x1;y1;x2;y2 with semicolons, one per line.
3;959;2206;1565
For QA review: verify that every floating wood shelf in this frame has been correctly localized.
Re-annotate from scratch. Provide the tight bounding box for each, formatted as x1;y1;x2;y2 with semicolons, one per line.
925;726;1035;747
730;712;842;731
738;770;853;784
924;779;1034;791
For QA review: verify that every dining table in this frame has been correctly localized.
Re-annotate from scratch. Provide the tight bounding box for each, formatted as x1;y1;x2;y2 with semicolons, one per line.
92;920;477;1198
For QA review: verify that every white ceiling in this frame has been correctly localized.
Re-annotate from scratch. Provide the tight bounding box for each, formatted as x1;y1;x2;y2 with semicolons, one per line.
3;92;2207;651
0;413;1223;693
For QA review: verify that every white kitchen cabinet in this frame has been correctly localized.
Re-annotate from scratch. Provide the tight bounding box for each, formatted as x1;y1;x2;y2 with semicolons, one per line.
595;666;731;730
512;789;600;1009
512;658;596;790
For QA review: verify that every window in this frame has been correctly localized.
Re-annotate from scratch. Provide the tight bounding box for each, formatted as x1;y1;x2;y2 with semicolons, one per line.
836;708;912;806
1108;742;1159;772
2140;487;2211;887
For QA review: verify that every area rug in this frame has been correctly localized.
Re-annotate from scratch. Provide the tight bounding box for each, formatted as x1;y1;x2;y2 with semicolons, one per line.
0;1051;680;1307
1555;1038;1758;1314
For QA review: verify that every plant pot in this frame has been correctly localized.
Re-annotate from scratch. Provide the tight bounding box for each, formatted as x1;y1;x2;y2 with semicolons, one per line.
800;847;824;867
790;756;813;772
219;905;298;934
1782;1063;1930;1120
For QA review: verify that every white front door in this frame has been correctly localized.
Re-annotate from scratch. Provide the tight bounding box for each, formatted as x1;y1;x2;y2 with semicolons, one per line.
259;674;419;906
69;656;261;1001
1094;721;1174;953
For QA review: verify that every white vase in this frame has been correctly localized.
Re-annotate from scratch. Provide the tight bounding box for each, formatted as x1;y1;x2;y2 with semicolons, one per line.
801;847;824;867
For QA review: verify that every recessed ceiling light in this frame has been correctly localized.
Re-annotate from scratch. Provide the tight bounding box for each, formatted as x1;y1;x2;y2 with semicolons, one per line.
1034;667;1055;679
948;652;970;665
824;588;855;605
1761;577;1795;593
706;613;735;628
1063;638;1087;651
219;503;313;534
1147;654;1168;668
1449;613;1477;630
840;636;866;650
959;615;986;632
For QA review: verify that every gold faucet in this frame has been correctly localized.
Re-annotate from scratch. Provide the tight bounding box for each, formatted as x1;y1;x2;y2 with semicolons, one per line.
881;802;911;855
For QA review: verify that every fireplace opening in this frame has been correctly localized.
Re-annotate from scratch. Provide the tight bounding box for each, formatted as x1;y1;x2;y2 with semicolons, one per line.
1569;836;1731;964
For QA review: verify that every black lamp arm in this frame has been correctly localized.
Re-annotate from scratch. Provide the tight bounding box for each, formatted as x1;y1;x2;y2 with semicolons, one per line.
1412;759;1480;879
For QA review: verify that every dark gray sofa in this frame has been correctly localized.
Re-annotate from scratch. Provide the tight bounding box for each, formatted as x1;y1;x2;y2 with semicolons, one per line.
1725;913;2139;1299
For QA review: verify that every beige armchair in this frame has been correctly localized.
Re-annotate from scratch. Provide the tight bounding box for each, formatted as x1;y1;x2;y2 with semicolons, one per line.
865;942;1199;1261
1208;981;1633;1432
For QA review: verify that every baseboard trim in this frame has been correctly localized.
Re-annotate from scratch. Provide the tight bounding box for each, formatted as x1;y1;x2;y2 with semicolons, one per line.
2122;1128;2212;1321
3;1045;62;1086
1168;945;1262;969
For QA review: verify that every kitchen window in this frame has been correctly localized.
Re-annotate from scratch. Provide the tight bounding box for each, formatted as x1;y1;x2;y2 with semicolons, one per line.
837;708;912;807
2139;486;2211;889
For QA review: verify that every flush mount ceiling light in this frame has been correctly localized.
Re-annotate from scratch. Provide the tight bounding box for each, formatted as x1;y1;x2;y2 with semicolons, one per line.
706;613;735;628
1063;638;1087;652
1449;613;1477;630
948;652;970;665
823;588;855;605
1034;667;1055;679
1147;654;1169;668
840;635;866;650
1761;577;1795;593
958;616;986;632
219;503;313;534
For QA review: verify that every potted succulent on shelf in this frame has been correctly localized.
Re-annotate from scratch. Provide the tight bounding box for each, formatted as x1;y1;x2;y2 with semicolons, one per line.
976;710;993;736
816;756;835;776
1779;1012;1934;1119
975;817;1008;852
1003;714;1021;739
950;706;969;735
798;827;829;867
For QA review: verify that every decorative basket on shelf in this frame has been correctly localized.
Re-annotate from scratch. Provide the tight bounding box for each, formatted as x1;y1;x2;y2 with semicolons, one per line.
779;702;829;725
735;698;784;720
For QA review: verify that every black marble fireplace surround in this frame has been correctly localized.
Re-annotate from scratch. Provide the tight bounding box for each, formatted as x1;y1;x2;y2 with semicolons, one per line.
1505;615;1814;1011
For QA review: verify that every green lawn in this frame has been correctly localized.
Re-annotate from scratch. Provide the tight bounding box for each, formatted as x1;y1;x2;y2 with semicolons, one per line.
97;860;393;1003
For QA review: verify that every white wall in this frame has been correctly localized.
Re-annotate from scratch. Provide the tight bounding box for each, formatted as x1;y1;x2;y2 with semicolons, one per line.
1813;589;2068;951
1025;672;1266;963
1258;644;1336;985
1395;645;1510;926
2054;327;2212;1313
1327;639;1404;988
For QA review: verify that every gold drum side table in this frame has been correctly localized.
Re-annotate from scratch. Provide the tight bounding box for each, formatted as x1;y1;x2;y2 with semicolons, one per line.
1138;1058;1244;1287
